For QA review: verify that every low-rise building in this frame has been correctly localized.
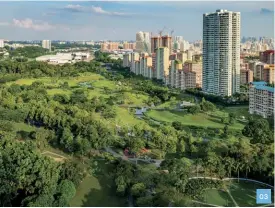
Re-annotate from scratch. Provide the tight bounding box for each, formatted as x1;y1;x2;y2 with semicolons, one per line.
123;53;131;67
254;63;274;84
259;50;274;64
249;81;274;118
183;62;202;88
168;60;184;89
240;68;253;84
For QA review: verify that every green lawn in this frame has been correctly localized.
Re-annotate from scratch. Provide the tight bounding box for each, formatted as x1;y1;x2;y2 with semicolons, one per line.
123;91;149;106
13;122;36;132
70;161;127;207
203;189;235;206
228;181;274;207
92;79;117;89
224;106;250;118
146;110;244;130
156;100;178;109
115;107;145;126
46;88;71;96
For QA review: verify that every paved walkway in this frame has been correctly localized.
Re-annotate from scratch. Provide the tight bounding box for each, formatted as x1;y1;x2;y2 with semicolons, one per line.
104;147;163;167
227;189;239;207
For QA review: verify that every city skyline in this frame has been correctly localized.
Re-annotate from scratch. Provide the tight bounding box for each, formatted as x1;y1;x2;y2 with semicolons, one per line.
0;1;274;41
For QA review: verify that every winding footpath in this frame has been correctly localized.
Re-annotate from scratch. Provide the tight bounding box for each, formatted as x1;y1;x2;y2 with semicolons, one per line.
104;147;164;167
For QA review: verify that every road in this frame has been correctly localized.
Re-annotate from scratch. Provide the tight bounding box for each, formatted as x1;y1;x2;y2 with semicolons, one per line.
104;147;163;167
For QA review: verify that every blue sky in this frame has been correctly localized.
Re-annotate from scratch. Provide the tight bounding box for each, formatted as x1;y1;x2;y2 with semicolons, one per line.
0;1;274;41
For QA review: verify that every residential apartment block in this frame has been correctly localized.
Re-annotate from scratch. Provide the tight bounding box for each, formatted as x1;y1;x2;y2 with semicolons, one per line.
183;62;203;88
259;50;274;64
254;63;274;84
249;81;274;118
42;40;51;52
203;9;241;96
123;54;131;67
240;68;253;84
156;47;169;80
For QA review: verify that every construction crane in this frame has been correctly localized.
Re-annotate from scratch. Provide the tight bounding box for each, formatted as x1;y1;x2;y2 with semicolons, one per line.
158;26;166;37
170;29;174;37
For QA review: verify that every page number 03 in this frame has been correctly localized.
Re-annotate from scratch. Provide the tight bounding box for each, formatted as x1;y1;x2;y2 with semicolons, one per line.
256;189;272;204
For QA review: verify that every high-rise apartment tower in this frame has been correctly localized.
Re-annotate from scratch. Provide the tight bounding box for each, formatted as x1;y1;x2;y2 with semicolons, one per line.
203;9;241;96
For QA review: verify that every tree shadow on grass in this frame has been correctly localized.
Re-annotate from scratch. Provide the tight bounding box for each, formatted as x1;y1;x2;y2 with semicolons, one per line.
81;160;128;207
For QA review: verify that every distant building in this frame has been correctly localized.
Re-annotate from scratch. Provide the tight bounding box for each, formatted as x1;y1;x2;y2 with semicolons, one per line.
192;54;202;62
168;60;185;89
184;62;203;88
156;47;169;81
240;68;253;84
100;42;119;51
259;50;274;64
249;81;274;118
101;42;108;51
136;31;151;53
140;54;153;78
123;42;136;50
254;63;274;84
151;35;172;54
123;53;131;67
0;39;4;48
42;40;51;52
176;52;188;63
130;52;140;73
108;42;119;50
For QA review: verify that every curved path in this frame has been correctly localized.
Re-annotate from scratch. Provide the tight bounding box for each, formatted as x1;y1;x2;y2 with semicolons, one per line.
188;177;274;188
104;147;163;167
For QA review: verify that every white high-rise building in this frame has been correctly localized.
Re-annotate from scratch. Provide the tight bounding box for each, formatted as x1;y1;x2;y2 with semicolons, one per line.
42;40;51;52
0;39;4;48
156;47;169;81
136;31;151;53
203;9;241;96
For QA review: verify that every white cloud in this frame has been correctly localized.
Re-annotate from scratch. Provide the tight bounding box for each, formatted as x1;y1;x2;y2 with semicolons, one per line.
64;4;85;12
13;18;55;31
63;4;130;16
91;5;128;16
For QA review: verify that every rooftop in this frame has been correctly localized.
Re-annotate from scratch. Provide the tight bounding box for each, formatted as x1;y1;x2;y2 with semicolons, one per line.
255;85;274;93
251;81;267;86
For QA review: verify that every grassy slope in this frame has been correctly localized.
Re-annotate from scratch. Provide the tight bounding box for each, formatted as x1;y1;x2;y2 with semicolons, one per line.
229;181;274;207
204;189;235;206
146;110;244;130
70;161;127;207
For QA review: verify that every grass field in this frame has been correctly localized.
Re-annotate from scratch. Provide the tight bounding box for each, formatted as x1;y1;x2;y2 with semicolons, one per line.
115;107;145;126
197;180;274;207
70;161;127;207
123;91;148;106
203;189;235;206
146;110;244;130
228;181;274;207
46;88;71;96
13;122;36;132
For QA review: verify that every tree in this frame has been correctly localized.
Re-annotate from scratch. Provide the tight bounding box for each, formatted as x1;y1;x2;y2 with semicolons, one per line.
223;125;229;138
70;89;88;104
200;98;215;112
172;121;184;131
228;112;236;125
60;127;75;152
188;105;200;114
59;161;85;187
242;119;273;144
56;180;76;201
131;183;146;197
136;196;155;207
0;138;60;206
